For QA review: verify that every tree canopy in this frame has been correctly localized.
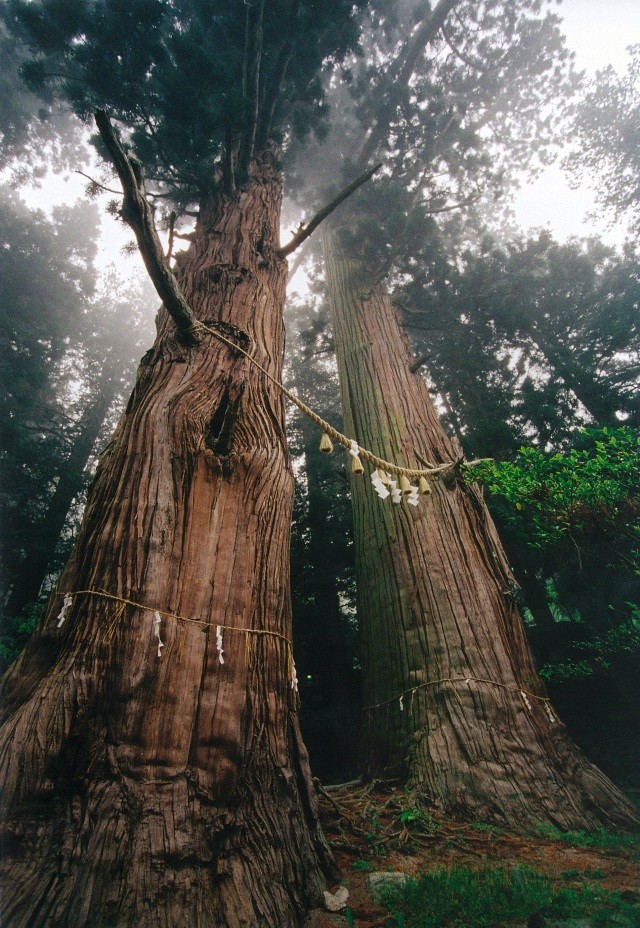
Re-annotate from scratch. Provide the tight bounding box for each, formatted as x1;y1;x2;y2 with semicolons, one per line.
9;0;366;200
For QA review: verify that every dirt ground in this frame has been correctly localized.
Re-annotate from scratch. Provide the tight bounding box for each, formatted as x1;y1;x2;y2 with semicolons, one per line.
304;782;640;928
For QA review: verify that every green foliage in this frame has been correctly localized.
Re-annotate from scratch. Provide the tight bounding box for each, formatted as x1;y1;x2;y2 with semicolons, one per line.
351;859;375;872
8;0;366;200
398;807;427;827
473;427;640;618
535;823;640;856
404;234;640;461
0;5;86;178
0;602;42;666
474;426;640;561
565;45;640;234
378;865;640;927
539;612;640;681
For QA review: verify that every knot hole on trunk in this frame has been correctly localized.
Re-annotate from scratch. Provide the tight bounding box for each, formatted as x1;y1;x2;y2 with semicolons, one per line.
205;382;246;459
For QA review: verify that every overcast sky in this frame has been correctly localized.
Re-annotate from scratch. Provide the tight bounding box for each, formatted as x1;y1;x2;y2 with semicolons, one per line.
21;0;640;258
512;0;639;245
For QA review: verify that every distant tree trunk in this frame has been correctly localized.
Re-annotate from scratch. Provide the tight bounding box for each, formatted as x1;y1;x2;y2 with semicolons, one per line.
3;366;119;619
323;227;639;831
0;157;334;928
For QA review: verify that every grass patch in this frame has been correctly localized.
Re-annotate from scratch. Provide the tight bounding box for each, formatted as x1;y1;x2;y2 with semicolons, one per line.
535;823;640;856
378;865;640;927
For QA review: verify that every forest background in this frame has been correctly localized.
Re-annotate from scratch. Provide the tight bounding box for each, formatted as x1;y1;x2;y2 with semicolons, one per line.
0;0;639;925
3;0;637;794
0;0;639;897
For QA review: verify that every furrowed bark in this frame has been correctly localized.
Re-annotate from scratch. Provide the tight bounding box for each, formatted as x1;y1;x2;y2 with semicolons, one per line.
0;156;335;928
323;225;640;831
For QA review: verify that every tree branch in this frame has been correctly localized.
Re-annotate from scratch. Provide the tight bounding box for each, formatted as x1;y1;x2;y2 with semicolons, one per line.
94;110;197;336
255;0;302;150
278;163;383;258
76;171;122;195
238;0;265;174
358;0;461;164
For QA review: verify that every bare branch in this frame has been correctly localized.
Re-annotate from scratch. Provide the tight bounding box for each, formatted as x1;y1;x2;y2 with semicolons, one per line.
76;170;122;195
94;110;197;336
278;163;383;258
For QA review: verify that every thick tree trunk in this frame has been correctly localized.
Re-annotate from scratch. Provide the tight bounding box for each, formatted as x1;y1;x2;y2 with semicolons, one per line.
4;365;119;620
0;159;334;928
323;228;639;831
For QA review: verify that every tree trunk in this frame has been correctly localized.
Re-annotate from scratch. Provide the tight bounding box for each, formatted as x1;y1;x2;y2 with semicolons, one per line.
0;158;335;928
323;227;639;831
3;365;120;620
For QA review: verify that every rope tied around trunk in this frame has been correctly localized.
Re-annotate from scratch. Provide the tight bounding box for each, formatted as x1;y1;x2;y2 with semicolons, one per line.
188;318;484;484
362;675;557;724
53;588;299;694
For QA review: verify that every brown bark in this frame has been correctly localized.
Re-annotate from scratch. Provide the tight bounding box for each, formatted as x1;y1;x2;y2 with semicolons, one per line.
323;227;640;831
0;157;335;928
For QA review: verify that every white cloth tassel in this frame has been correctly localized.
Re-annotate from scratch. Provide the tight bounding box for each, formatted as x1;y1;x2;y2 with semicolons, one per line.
56;594;73;628
349;439;360;459
371;473;390;499
216;625;225;664
291;658;299;692
520;690;532;712
152;610;164;658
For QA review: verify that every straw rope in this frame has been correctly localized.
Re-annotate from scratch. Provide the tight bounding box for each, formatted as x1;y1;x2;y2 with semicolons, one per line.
362;674;556;719
55;588;293;648
188;319;460;481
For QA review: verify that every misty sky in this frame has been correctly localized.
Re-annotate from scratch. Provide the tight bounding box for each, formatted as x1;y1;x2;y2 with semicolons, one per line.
513;0;639;244
20;0;640;258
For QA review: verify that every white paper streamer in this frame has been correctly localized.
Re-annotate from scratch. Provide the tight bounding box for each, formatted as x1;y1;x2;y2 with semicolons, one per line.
371;472;390;499
390;480;402;504
349;439;360;459
216;625;225;664
291;658;299;692
399;695;404;711
520;690;532;712
152;610;164;658
407;486;420;507
56;594;73;628
545;703;556;723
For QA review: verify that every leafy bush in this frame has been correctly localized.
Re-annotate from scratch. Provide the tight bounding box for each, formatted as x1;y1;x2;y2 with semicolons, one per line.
0;602;43;671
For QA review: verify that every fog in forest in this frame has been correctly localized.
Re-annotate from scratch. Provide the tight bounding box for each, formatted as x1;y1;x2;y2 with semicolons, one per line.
1;2;639;926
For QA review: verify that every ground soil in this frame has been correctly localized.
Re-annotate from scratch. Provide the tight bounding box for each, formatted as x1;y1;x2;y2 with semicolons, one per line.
304;782;640;928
